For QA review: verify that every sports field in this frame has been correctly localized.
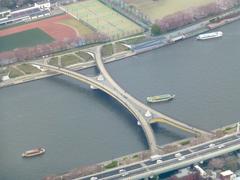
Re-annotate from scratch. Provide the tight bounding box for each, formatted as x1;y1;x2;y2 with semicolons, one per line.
0;28;53;52
0;15;79;41
63;0;143;39
124;0;215;22
0;14;95;53
59;18;93;36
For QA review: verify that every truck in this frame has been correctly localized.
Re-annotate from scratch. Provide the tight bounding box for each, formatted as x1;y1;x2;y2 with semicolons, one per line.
150;155;161;161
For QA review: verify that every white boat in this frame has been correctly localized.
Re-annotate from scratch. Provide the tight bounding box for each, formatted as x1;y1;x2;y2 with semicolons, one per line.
147;94;175;103
196;31;223;40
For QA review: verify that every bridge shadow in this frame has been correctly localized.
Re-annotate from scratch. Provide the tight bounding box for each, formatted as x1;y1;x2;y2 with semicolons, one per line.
46;75;149;149
89;89;149;148
151;123;189;146
47;75;192;147
76;66;100;77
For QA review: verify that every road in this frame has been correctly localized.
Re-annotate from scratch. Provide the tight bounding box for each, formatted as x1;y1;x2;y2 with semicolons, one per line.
75;133;240;180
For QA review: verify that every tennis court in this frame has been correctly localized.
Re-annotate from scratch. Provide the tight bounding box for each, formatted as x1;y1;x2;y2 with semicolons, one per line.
63;0;143;39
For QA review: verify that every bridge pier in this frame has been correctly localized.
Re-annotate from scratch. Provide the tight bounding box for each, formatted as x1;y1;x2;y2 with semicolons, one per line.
145;110;152;118
90;85;98;90
137;121;141;126
97;74;104;81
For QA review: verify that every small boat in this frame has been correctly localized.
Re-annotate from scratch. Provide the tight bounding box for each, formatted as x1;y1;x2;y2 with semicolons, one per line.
147;94;175;103
196;31;223;40
22;147;45;158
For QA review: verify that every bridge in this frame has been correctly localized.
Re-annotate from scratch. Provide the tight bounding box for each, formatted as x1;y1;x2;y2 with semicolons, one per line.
89;46;211;136
31;45;211;153
75;132;240;180
32;62;158;152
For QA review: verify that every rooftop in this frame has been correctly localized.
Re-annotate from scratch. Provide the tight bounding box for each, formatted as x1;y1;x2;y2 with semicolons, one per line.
220;170;234;176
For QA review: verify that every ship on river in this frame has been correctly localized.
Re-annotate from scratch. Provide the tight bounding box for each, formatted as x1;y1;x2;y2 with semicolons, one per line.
22;147;45;158
147;94;175;103
196;31;223;40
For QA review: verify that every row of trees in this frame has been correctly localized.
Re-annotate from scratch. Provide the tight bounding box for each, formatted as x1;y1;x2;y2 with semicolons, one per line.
0;34;109;66
154;0;240;33
99;0;151;26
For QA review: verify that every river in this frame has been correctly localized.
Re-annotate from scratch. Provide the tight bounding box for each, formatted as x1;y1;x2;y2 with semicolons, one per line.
1;20;240;179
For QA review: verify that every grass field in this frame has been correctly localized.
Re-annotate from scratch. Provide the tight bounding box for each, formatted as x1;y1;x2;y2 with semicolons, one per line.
0;28;54;52
75;51;93;61
101;43;130;57
48;57;59;66
59;18;94;36
17;64;41;74
60;54;81;67
124;0;215;22
63;0;143;39
8;67;24;78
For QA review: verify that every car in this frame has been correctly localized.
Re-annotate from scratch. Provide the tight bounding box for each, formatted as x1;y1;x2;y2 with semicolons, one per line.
218;144;225;149
175;153;182;158
209;143;215;148
119;169;128;177
178;156;186;161
156;159;162;164
90;177;98;180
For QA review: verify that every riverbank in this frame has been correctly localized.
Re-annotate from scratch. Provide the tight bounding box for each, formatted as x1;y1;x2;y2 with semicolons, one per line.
1;5;240;89
1;14;240;179
45;122;240;180
2;6;240;180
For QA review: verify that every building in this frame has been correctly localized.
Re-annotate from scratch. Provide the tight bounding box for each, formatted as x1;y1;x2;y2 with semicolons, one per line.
220;170;237;180
35;1;51;10
0;9;11;20
170;168;199;180
0;0;51;26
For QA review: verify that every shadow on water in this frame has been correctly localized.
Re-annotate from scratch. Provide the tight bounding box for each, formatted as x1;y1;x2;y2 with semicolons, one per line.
151;123;188;141
47;75;149;148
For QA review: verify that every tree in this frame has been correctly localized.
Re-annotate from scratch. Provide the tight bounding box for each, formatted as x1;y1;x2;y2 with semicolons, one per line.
151;24;162;36
0;0;16;9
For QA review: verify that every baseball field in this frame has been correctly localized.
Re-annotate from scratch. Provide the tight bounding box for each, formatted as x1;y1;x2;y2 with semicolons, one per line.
124;0;215;22
0;14;95;52
63;0;143;39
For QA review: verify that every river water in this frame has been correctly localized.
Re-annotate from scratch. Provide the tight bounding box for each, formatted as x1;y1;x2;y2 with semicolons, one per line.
1;21;240;179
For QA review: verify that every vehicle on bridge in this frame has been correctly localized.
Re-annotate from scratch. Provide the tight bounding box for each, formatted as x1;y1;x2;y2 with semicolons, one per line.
90;177;98;180
150;155;162;161
119;169;129;177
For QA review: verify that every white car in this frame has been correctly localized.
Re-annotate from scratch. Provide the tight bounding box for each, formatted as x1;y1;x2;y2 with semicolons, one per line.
209;143;215;148
218;144;225;149
90;177;98;180
156;159;162;164
175;153;182;158
178;156;186;161
119;169;129;177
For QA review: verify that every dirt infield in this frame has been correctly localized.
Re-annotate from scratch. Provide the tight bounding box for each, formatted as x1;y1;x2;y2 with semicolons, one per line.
0;15;79;41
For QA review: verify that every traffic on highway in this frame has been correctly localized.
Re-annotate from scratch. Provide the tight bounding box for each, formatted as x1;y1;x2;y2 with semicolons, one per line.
76;133;240;180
